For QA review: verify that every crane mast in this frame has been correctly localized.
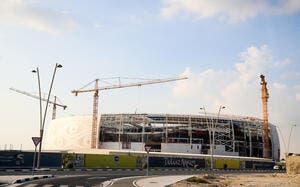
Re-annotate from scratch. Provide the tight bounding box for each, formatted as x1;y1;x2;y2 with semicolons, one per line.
92;79;99;149
10;87;67;120
72;76;188;149
260;74;271;158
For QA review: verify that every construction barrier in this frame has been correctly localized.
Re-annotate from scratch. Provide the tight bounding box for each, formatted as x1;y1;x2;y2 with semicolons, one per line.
149;156;205;168
215;159;240;169
0;150;276;170
245;161;275;169
0;151;61;168
84;154;138;168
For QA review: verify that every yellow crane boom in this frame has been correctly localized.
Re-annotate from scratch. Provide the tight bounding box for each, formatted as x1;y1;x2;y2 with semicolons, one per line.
72;76;188;149
260;74;271;158
10;87;67;119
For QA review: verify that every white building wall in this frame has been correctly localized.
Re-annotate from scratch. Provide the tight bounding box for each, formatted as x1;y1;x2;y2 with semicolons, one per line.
100;142;120;150
161;143;202;154
130;142;145;151
269;124;280;161
44;115;93;150
100;142;144;151
212;145;239;156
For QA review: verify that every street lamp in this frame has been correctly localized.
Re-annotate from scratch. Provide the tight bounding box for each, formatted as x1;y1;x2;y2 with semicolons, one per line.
212;105;225;170
31;68;42;171
200;106;225;172
275;126;287;154
200;107;213;170
287;124;297;154
31;68;42;141
32;63;62;169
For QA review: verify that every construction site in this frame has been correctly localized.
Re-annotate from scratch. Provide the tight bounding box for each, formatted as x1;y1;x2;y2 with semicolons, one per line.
5;74;283;170
41;75;278;161
44;112;280;161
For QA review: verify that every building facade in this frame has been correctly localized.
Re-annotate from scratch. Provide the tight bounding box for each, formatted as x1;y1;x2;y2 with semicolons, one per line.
44;113;280;161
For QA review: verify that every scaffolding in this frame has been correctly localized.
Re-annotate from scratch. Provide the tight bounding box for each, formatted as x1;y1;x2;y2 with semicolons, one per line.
98;113;269;158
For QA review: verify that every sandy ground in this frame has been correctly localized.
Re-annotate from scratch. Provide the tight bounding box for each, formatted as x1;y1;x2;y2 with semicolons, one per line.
171;173;300;187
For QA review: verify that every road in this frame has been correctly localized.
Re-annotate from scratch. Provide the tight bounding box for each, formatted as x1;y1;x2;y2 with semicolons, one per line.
16;173;135;187
1;170;201;187
0;169;283;187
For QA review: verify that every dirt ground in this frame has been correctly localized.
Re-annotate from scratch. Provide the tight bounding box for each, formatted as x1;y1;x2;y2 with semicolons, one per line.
171;173;300;187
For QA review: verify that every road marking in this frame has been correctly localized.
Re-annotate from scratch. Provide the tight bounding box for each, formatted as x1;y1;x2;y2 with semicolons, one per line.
59;185;68;187
24;184;38;187
88;176;107;180
133;180;139;187
102;176;146;187
42;185;54;187
102;180;113;187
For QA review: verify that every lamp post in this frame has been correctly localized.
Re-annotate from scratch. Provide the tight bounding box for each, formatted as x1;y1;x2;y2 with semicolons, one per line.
31;68;42;171
200;107;213;170
32;63;62;169
212;105;225;170
275;126;287;155
31;68;42;142
200;106;225;172
287;124;297;154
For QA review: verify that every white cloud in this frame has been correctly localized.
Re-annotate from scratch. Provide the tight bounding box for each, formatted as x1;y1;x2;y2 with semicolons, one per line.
275;58;292;67
273;82;287;90
171;45;300;154
161;0;300;22
280;71;300;80
172;44;299;119
93;23;105;30
172;45;272;116
0;0;76;34
236;45;271;84
296;93;300;101
294;85;300;90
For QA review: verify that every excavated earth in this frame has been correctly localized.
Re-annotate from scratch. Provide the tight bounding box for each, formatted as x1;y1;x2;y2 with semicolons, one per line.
170;173;300;187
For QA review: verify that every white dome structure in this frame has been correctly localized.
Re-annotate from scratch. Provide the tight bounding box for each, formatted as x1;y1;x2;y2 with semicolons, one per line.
44;115;93;150
43;113;280;161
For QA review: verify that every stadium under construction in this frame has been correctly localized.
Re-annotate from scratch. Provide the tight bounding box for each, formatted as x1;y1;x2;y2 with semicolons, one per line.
44;113;280;162
2;75;280;169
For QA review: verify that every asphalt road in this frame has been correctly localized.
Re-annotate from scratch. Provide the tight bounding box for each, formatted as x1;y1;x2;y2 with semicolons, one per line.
0;169;283;187
16;173;140;187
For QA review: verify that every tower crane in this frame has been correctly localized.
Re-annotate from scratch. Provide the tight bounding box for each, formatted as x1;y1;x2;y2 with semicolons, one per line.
260;74;271;158
10;87;67;120
72;76;188;149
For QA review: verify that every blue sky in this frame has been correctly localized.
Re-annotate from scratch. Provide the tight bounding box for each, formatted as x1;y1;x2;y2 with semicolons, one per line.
0;0;299;156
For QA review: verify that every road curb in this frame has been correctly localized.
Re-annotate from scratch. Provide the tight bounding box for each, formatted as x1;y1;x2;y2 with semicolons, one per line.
12;175;54;184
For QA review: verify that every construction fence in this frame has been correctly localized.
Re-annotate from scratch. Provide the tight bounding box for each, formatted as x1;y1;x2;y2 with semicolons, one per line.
0;150;275;170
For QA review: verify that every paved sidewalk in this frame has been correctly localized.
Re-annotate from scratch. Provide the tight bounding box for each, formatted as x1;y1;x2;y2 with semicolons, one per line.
134;175;194;187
